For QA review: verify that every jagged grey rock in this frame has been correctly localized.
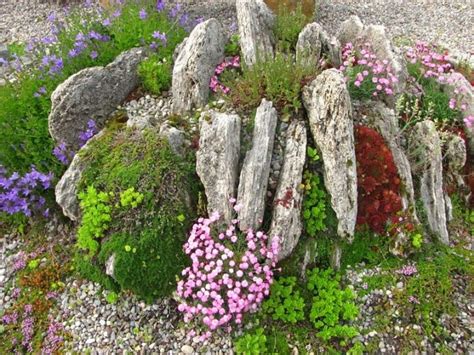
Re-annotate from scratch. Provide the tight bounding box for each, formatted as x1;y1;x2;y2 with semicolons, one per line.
55;131;105;221
49;48;146;151
409;120;449;244
303;69;357;241
337;15;364;47
237;99;278;231
105;254;116;278
337;16;407;100
196;111;241;224
269;120;306;261
171;19;225;115
443;72;474;155
159;123;186;156
236;0;275;66
297;22;341;68
442;130;467;189
372;103;418;219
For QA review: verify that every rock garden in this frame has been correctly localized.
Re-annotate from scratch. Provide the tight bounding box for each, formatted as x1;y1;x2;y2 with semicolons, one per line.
0;0;473;353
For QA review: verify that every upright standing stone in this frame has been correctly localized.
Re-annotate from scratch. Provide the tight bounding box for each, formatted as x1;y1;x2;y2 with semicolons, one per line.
409;120;449;244
269;120;307;261
303;69;357;241
171;19;226;115
196;111;241;224
237;99;278;231
297;22;341;68
48;48;146;151
236;0;275;66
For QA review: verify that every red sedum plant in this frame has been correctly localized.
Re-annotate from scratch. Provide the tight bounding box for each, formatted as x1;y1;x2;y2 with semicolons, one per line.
355;125;403;234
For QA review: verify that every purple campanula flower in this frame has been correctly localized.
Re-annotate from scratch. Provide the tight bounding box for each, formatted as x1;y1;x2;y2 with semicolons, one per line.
90;51;98;59
156;0;165;12
88;30;101;40
68;48;79;58
0;58;8;67
169;3;181;18
179;13;188;27
102;18;111;26
76;32;86;42
139;8;148;20
113;9;121;18
47;11;56;22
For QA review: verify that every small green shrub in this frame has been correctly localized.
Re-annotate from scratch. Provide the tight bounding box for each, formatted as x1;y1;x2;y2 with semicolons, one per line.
307;268;359;342
77;186;113;255
273;4;308;53
138;55;172;95
235;328;268;355
225;34;241;57
119;187;144;208
302;171;328;237
263;276;305;324
105;291;119;304
223;53;317;115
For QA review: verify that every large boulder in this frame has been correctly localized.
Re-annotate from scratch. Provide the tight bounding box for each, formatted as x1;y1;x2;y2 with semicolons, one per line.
48;48;146;151
337;16;407;101
409;120;449;244
303;69;357;241
171;19;226;115
196;110;241;224
237;99;278;231
236;0;275;66
269;120;307;261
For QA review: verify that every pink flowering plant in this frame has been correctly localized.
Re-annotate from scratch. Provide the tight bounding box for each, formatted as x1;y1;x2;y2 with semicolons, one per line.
210;56;241;95
176;202;280;340
405;41;473;129
340;42;398;100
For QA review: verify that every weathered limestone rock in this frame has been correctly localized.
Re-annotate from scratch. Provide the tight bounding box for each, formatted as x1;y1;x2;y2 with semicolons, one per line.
159;123;186;156
297;22;341;67
442;131;467;189
236;0;275;66
337;15;363;47
171;19;226;115
55;153;86;221
196;111;241;224
49;48;146;150
372;103;418;219
237;99;278;231
337;16;407;100
409;120;449;244
269;120;307;261
443;72;474;155
105;254;116;278
55;131;105;221
302;69;357;241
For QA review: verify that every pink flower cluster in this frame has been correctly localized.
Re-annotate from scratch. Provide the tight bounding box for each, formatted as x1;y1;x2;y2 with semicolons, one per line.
11;247;45;272
396;264;418;276
405;41;452;82
176;206;280;340
405;42;473;130
209;56;240;95
340;42;398;97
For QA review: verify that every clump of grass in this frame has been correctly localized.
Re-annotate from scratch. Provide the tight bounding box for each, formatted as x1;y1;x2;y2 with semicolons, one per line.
273;3;309;53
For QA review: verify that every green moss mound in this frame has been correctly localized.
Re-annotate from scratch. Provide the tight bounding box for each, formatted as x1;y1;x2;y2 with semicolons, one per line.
75;125;199;301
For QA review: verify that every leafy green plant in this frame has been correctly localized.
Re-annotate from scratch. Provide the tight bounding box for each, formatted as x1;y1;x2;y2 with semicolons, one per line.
307;146;320;162
77;186;113;255
235;328;268;355
411;233;423;249
263;276;305;324
105;291;119;304
302;171;328;237
273;4;308;53
225;34;241;57
119;187;144;208
307;268;359;342
138;55;172;95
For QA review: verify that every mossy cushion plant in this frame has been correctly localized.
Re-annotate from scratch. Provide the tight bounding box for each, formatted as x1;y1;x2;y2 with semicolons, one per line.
74;125;199;302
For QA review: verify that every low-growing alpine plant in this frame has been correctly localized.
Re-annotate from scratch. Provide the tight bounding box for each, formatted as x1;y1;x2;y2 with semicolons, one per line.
176;201;280;340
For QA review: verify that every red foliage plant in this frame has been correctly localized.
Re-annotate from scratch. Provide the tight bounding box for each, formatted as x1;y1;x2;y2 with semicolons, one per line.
355;125;403;234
